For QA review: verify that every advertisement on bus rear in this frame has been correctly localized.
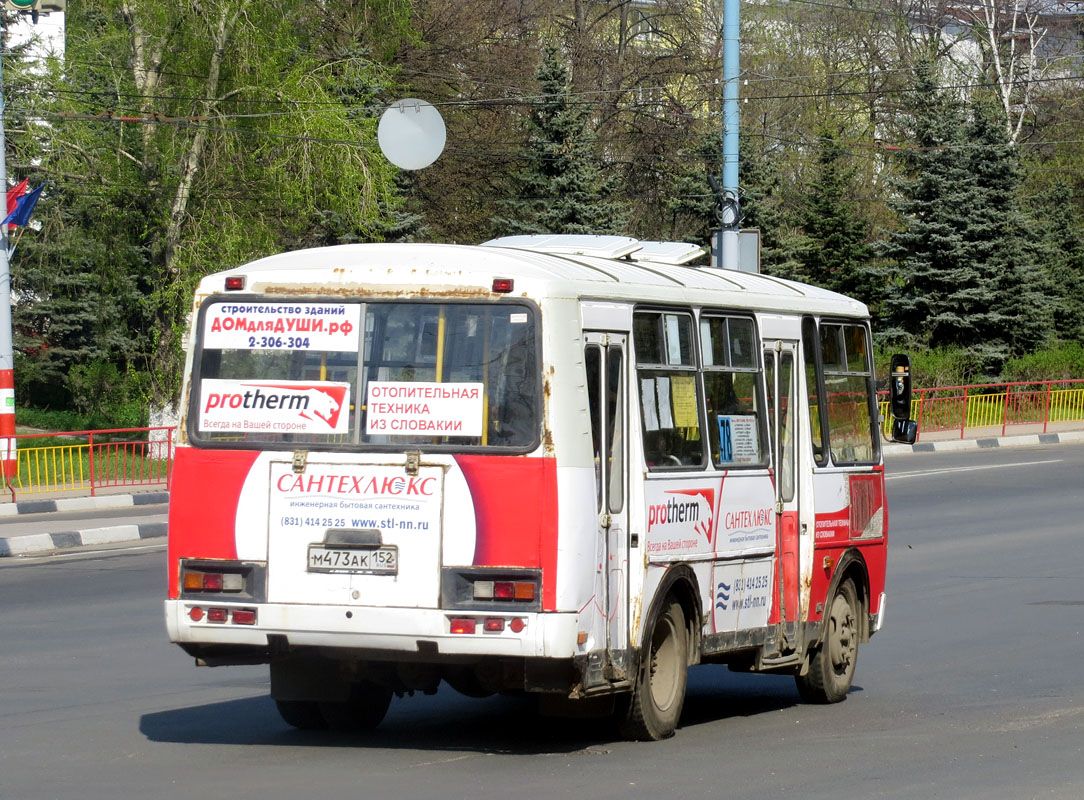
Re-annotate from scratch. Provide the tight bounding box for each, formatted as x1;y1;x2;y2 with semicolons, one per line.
198;379;351;434
202;302;361;351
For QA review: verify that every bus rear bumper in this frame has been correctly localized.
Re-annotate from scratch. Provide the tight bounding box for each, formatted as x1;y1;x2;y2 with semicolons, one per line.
165;600;580;660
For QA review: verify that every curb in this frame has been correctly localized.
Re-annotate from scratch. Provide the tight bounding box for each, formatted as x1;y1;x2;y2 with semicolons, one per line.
0;522;167;558
0;490;170;517
884;430;1084;456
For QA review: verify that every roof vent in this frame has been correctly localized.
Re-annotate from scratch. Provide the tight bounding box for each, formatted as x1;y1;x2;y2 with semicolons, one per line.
627;241;707;266
480;234;641;260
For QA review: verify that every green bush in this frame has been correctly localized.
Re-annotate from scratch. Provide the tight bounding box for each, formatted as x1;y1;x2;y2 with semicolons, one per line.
15;407;96;433
1001;342;1084;383
878;343;1084;389
65;361;148;429
876;346;985;388
16;360;149;432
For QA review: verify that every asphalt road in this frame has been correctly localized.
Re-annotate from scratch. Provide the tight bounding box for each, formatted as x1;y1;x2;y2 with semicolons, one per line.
1;445;1083;800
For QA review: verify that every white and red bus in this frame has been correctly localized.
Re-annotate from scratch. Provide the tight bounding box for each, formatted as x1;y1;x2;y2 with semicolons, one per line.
166;235;915;740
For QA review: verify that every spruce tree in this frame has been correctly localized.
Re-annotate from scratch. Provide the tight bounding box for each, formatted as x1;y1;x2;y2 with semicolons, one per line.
794;128;875;303
878;62;994;359
740;137;803;280
962;96;1052;362
1033;182;1084;344
493;44;626;236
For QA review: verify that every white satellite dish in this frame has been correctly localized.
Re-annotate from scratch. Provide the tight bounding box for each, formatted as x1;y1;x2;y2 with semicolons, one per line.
377;98;446;170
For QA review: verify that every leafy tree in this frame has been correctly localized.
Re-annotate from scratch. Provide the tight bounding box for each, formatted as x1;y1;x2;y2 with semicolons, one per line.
493;43;626;236
10;0;411;414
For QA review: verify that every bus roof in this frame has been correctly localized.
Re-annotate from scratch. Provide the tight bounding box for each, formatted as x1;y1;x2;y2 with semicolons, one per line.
202;241;869;318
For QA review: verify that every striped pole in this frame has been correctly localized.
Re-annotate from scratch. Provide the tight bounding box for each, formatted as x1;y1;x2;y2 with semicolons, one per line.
0;370;12;483
0;16;16;485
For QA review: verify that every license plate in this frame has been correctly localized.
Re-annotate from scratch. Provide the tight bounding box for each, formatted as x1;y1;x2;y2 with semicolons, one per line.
307;544;398;575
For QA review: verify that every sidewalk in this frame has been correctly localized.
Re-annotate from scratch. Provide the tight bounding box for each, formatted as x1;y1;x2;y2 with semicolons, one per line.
0;489;169;559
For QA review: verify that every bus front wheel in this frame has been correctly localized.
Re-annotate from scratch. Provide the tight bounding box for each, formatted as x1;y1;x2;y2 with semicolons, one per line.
619;600;688;741
796;579;859;704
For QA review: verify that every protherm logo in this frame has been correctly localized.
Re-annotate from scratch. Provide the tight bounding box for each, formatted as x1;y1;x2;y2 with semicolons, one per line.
198;379;351;434
646;488;715;543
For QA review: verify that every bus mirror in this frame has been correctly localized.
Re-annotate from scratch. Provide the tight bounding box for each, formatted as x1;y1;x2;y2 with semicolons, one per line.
891;418;917;445
888;354;917;444
889;354;911;419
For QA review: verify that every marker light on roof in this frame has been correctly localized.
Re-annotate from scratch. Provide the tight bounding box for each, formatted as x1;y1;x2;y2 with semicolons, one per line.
224;276;245;290
492;278;514;293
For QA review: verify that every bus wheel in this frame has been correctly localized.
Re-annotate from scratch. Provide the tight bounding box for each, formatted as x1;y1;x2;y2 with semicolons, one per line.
319;682;393;731
796;579;859;704
274;699;326;730
619;600;688;741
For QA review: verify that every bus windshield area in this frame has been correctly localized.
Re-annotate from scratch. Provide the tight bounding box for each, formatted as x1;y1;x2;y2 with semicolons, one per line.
192;299;540;450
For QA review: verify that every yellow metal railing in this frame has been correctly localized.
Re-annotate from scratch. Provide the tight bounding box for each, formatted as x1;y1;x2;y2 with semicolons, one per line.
4;427;174;500
878;381;1084;441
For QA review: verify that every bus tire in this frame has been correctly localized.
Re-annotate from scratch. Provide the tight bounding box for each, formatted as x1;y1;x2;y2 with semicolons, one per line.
796;579;859;704
619;600;688;741
319;681;393;731
275;699;327;730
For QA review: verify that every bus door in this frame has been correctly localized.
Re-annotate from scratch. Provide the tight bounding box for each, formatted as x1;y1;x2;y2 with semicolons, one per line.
765;341;801;649
584;333;630;677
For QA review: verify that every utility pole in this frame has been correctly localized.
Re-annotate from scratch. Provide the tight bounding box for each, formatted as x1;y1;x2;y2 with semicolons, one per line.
715;0;741;269
0;14;15;487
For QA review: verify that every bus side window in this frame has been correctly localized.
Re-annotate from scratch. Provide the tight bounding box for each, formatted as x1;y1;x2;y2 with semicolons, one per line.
820;323;878;464
586;344;603;505
802;316;828;466
701;314;766;468
634;310;704;469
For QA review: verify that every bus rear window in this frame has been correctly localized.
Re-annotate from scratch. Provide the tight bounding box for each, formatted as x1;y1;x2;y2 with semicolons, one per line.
191;299;539;450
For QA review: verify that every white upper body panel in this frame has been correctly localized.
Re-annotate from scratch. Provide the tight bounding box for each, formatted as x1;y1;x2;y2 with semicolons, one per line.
196;241;869;320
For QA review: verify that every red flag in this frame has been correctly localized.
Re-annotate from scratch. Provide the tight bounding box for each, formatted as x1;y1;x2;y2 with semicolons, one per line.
6;179;28;231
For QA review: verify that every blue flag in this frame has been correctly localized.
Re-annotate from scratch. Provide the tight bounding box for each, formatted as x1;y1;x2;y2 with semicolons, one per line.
3;183;43;228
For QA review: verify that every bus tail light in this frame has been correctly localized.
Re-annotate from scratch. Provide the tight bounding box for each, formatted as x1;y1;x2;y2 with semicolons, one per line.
441;569;542;612
183;569;243;593
232;609;257;625
180;560;264;599
207;608;228;623
483;618;505;632
450;618;477;635
486;581;535;602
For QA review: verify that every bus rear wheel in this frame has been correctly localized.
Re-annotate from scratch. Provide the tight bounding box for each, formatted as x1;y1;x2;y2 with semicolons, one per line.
796;579;859;704
319;681;393;731
275;699;326;730
619;600;688;741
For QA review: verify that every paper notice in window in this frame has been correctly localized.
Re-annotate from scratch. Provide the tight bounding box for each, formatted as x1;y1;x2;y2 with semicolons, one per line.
671;375;698;428
656;377;674;428
641;378;660;431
